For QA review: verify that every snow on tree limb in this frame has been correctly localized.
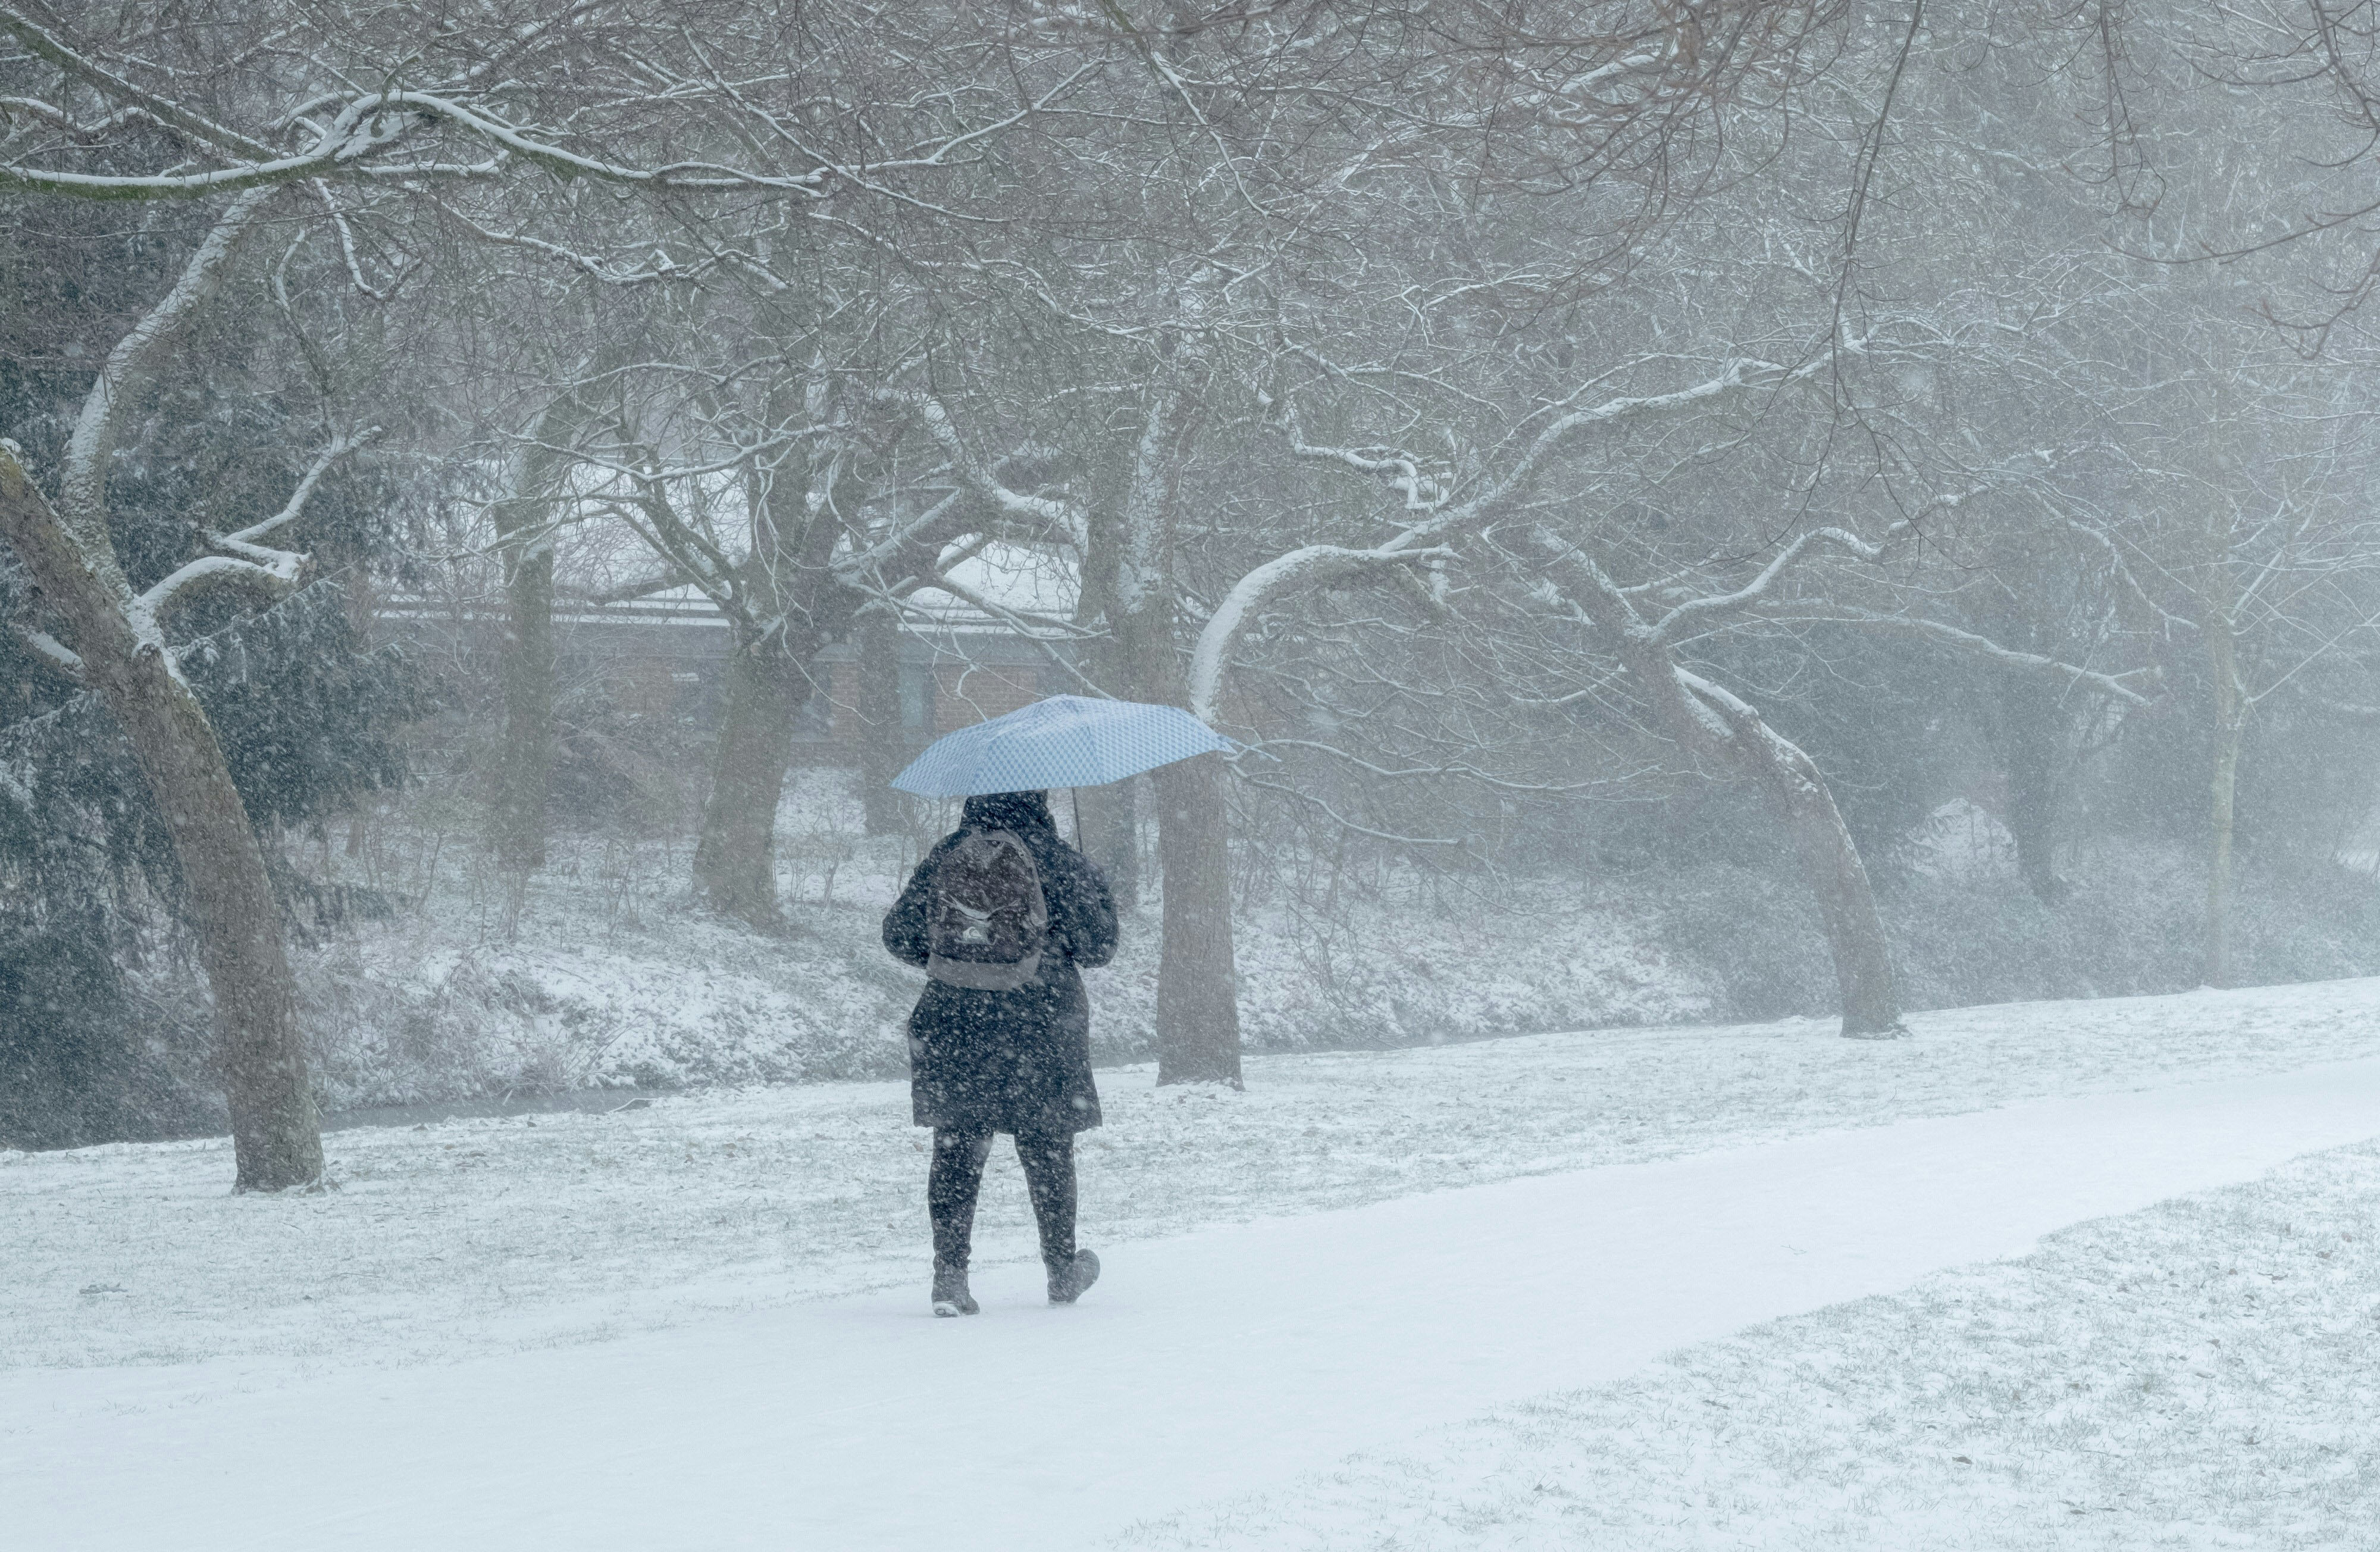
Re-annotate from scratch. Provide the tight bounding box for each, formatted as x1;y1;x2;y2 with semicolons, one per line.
1;11;1083;204
1188;543;1454;722
874;389;1083;538
125;431;372;646
12;624;82;681
1641;524;1898;644
0;5;280;162
62;186;282;547
1242;737;1658;796
224;430;375;552
1797;609;2159;705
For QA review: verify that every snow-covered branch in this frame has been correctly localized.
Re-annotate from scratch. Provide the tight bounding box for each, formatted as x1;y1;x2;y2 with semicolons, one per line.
900;568;1097;641
124;430;371;646
61;185;281;543
874;389;1082;537
1233;775;1468;849
11;623;83;681
0;7;280;161
1287;353;1830;559
1188;543;1454;722
0;95;155;141
834;490;972;586
1;49;1072;203
1801;610;2158;706
226;430;374;553
1244;737;1655;795
1283;425;1446;513
1642;524;1899;644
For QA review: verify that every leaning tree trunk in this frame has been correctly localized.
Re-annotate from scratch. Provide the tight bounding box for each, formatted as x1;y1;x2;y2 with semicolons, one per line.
1734;717;1906;1036
489;502;555;871
1152;755;1242;1084
693;641;806;923
1;448;322;1188
1534;534;1903;1037
1645;659;1905;1038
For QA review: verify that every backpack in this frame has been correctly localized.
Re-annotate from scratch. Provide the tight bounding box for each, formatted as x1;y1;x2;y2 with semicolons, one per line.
925;828;1050;990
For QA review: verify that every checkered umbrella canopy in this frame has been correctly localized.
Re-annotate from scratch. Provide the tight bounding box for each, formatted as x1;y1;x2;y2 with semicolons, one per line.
890;694;1233;797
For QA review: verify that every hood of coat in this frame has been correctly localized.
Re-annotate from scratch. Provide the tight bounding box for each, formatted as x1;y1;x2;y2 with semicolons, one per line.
960;790;1054;836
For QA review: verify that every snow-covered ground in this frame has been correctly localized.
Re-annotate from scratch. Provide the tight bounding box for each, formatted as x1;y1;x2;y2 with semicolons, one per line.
1124;1139;2380;1552
9;977;2380;1548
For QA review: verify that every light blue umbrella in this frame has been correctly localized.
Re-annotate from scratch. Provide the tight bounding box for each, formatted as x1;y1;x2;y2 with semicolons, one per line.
891;694;1233;797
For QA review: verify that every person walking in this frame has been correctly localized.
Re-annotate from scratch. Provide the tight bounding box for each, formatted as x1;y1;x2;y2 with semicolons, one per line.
883;789;1119;1317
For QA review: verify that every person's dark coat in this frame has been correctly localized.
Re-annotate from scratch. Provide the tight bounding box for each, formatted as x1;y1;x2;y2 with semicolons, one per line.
883;791;1119;1134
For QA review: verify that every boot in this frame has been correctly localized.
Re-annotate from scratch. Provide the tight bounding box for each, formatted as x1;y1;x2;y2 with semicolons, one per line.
932;1260;978;1318
1046;1247;1100;1305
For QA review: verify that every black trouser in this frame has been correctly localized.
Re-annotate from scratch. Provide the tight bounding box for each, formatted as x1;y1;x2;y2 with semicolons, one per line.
928;1127;1076;1270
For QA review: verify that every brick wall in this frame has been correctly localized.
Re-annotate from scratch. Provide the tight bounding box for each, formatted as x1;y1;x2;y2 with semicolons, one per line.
932;659;1040;731
804;649;1051;764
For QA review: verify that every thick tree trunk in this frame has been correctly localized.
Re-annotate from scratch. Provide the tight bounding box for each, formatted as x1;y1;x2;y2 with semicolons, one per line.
1111;353;1238;1084
1745;727;1906;1036
2203;633;2246;988
854;605;912;836
490;511;555;871
1076;777;1140;909
2000;678;2071;904
1072;487;1143;909
1621;652;1903;1037
1;448;322;1189
1695;687;1904;1037
693;643;804;923
1153;755;1242;1085
105;650;325;1184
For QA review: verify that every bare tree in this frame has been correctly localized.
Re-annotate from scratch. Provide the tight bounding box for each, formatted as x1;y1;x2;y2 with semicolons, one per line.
0;187;359;1187
0;0;973;1169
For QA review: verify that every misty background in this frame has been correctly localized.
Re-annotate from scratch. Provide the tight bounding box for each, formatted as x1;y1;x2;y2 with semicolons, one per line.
10;1;2380;1162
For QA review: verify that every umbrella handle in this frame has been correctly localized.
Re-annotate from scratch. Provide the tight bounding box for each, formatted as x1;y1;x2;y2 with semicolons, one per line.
1069;787;1083;846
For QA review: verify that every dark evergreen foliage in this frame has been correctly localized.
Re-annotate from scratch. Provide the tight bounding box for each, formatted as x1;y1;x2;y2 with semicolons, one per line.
0;915;220;1150
0;583;418;1147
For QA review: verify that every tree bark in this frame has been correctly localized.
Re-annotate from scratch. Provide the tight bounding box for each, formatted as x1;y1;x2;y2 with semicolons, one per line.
692;643;805;923
1153;755;1242;1084
490;502;555;871
1076;777;1140;909
854;604;912;836
487;383;606;872
1111;346;1240;1084
1535;531;1905;1038
1072;476;1142;908
2000;677;2071;903
1731;712;1906;1035
682;345;856;924
1;447;322;1188
2203;625;2246;988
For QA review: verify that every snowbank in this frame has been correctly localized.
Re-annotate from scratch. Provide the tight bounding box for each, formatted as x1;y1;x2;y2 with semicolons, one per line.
252;774;2380;1111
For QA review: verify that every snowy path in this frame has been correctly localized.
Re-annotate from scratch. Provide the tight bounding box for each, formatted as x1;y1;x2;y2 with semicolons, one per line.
17;1057;2380;1552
